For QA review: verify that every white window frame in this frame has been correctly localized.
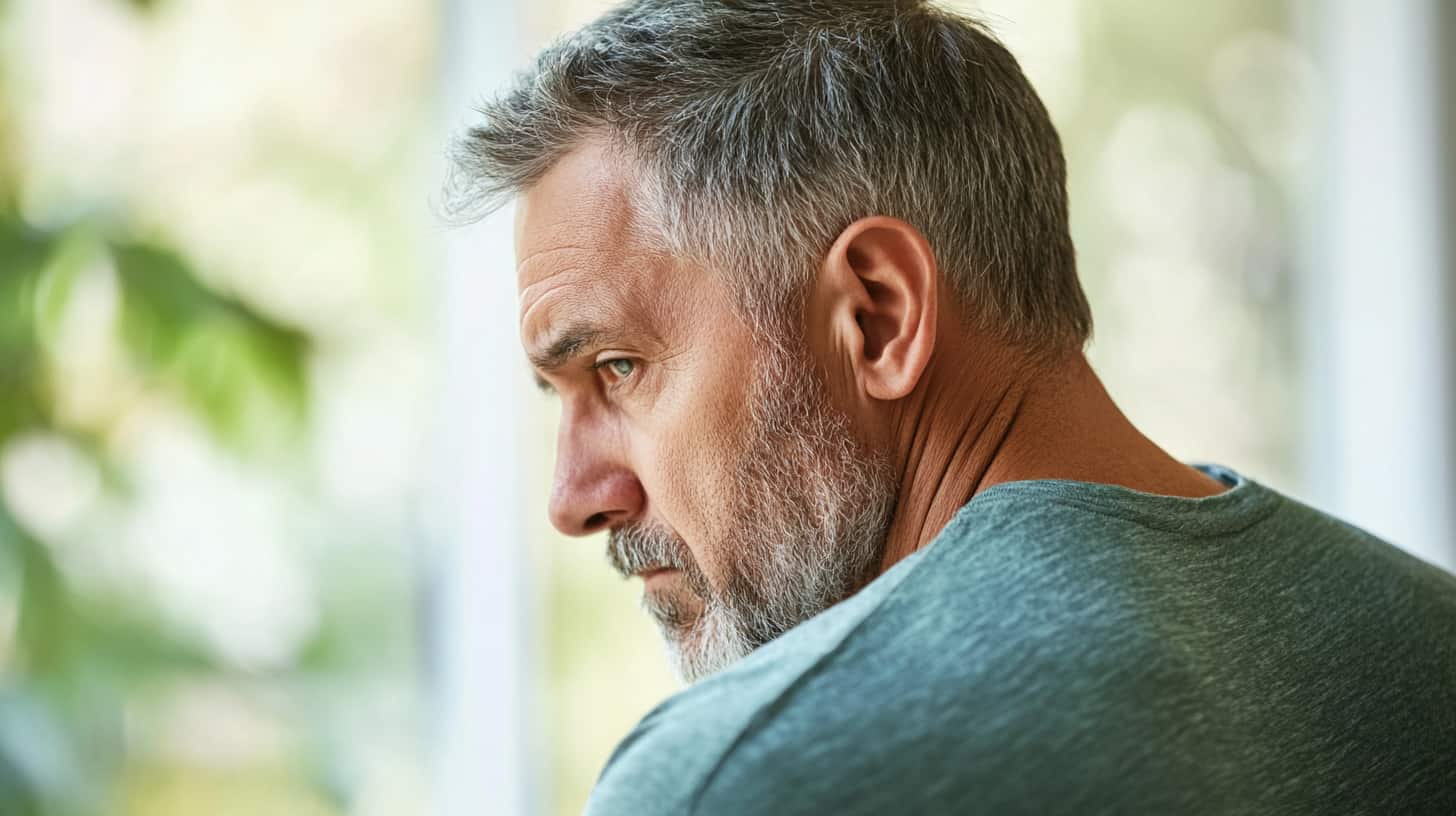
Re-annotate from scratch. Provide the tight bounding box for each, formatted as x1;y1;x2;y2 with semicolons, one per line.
1303;0;1455;570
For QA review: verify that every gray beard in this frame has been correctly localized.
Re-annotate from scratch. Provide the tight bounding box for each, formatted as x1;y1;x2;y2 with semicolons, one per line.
608;339;897;684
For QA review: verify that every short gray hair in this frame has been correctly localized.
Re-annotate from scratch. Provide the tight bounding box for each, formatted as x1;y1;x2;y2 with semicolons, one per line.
450;0;1092;350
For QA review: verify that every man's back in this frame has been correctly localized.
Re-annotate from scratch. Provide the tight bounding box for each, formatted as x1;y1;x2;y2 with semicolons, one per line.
588;467;1456;814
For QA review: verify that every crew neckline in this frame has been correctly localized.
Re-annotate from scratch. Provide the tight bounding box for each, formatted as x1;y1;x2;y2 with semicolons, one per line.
960;463;1280;538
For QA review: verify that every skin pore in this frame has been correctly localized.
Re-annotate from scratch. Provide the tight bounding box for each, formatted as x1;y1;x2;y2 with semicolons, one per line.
518;139;1224;682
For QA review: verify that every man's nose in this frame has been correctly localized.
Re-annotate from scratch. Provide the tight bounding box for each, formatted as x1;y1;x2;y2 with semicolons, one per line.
548;421;645;537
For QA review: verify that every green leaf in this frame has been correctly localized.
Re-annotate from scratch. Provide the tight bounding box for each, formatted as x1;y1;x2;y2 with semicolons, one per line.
31;229;102;350
110;242;310;445
0;214;56;444
4;499;76;678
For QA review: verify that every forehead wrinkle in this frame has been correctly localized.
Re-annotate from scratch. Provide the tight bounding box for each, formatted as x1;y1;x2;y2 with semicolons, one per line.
516;243;598;277
523;293;612;357
519;244;683;352
519;265;626;355
517;233;663;326
515;141;699;369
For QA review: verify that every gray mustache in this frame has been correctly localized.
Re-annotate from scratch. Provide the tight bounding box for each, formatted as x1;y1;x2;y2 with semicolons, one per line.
606;523;690;578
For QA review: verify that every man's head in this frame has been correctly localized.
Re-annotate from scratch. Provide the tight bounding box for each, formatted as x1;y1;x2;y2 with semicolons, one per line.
454;0;1092;682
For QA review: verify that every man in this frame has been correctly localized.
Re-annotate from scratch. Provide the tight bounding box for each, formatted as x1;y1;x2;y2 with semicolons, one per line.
451;0;1456;812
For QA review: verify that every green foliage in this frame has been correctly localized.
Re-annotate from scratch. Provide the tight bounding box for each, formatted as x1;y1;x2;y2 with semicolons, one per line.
0;0;427;812
0;147;313;816
0;215;53;441
0;206;316;813
112;242;310;445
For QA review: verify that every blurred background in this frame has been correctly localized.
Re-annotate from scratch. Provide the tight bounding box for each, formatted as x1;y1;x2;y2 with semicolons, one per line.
0;0;1451;814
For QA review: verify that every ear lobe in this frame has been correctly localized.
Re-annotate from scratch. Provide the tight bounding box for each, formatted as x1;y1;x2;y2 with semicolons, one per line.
820;216;939;402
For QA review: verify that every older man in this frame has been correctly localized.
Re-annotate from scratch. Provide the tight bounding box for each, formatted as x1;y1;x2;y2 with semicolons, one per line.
451;0;1456;812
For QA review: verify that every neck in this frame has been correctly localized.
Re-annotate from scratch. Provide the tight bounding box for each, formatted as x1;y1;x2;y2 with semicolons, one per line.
876;348;1224;573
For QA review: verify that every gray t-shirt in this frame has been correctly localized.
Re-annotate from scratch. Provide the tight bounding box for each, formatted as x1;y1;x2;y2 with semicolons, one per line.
585;466;1456;814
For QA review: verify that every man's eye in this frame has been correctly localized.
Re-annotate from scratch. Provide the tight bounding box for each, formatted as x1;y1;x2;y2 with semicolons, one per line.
602;358;635;379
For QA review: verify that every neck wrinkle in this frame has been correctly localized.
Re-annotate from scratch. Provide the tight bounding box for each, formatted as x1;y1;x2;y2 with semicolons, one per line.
878;366;1029;572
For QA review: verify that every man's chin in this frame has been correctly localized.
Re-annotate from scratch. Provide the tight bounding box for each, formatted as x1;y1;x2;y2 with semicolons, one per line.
651;602;756;685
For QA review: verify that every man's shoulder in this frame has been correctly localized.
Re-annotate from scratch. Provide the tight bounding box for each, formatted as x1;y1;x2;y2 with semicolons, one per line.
586;545;935;815
587;473;1456;814
583;676;756;815
584;628;852;815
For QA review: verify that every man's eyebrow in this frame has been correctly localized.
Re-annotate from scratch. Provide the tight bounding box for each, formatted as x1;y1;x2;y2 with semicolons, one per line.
527;323;613;386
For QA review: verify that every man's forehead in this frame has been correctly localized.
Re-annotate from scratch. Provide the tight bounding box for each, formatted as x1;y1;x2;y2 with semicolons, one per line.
514;141;705;365
515;141;644;291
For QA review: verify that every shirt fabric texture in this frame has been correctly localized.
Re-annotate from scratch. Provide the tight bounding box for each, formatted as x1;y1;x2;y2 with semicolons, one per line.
585;465;1456;815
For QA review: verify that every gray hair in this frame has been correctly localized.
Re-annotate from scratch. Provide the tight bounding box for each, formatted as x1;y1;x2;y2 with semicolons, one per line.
449;0;1092;350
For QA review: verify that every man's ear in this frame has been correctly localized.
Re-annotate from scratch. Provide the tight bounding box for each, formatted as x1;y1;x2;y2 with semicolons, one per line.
813;216;938;401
